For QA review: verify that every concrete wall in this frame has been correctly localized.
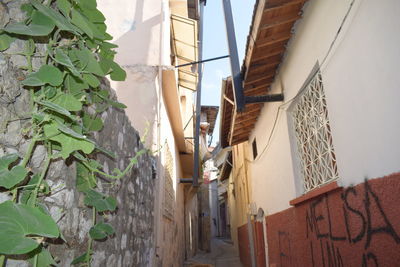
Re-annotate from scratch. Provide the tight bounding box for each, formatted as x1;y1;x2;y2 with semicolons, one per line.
97;0;169;147
232;142;252;227
227;172;239;252
248;0;400;215
97;0;163;66
185;188;199;259
209;179;219;237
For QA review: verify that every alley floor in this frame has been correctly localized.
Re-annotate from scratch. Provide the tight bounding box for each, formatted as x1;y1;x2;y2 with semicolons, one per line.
184;238;243;267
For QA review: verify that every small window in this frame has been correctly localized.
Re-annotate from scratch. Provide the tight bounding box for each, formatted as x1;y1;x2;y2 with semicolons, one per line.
291;71;339;193
252;138;258;160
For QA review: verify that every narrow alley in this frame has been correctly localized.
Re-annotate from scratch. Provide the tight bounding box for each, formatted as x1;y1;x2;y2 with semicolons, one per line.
185;239;242;267
1;0;400;266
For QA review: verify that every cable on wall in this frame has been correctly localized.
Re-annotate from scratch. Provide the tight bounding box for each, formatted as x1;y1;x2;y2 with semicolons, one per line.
251;0;357;163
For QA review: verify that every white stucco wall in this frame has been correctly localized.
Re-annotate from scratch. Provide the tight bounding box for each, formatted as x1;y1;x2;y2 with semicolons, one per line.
248;0;400;215
97;0;162;66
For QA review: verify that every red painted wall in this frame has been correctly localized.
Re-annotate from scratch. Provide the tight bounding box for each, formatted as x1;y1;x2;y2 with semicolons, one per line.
238;224;252;267
266;173;400;267
238;221;267;267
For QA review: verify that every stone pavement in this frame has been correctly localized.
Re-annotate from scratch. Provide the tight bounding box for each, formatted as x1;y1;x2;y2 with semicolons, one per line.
184;238;243;267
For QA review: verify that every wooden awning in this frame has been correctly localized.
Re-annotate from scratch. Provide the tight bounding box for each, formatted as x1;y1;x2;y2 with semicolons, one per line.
201;105;219;136
171;14;198;91
220;0;307;148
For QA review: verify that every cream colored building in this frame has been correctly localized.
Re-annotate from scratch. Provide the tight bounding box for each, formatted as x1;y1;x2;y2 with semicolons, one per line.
219;0;400;266
97;0;202;266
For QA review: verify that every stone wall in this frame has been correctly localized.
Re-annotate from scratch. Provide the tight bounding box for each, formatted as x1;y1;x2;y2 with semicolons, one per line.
0;1;155;266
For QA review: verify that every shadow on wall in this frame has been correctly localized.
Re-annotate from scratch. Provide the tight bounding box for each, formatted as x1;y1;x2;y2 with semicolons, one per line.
154;143;200;267
113;0;161;66
113;65;158;148
109;0;163;148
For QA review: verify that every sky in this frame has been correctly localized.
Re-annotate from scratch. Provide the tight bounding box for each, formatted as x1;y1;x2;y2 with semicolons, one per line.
201;0;256;145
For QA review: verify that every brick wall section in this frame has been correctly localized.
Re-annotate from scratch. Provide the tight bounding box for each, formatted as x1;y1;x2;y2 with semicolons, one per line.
266;173;400;267
0;1;155;266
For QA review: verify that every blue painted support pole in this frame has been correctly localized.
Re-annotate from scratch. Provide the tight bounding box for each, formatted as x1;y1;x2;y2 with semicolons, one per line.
222;0;246;112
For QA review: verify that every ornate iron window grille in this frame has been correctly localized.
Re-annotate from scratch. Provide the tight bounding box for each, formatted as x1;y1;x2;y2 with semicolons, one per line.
292;71;339;193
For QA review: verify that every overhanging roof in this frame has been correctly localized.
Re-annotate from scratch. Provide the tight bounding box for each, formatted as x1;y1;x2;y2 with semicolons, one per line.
171;14;198;91
220;0;307;148
201;105;219;135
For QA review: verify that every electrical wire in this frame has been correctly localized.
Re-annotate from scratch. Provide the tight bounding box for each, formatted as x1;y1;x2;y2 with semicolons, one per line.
251;0;356;163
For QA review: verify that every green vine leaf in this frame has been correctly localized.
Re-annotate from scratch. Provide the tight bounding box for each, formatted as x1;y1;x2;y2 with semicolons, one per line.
0;32;15;51
109;60;126;81
74;0;97;10
31;0;82;34
76;161;96;192
4;11;55;36
93;145;116;159
37;100;76;121
56;123;86;140
89;222;114;240
0;154;28;189
78;48;104;76
56;0;72;18
21;174;50;205
53;93;82;112
81;7;106;23
44;123;95;159
71;8;95;39
53;48;81;77
82;113;103;132
84;189;117;212
22;65;63;87
27;246;57;267
0;201;60;255
21;3;35;17
43;85;57;99
71;252;91;265
65;74;89;96
108;99;127;109
82;73;100;87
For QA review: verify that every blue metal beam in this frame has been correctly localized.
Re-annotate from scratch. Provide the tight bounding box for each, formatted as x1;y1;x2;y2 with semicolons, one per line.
222;0;246;112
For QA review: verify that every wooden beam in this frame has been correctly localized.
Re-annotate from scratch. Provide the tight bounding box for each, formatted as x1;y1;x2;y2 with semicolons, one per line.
236;116;257;125
245;59;281;78
232;132;252;143
246;65;279;84
245;86;271;96
245;72;276;86
232;126;253;138
231;138;250;146
256;32;291;49
259;14;301;31
265;0;306;10
243;0;267;74
236;110;261;121
251;47;285;65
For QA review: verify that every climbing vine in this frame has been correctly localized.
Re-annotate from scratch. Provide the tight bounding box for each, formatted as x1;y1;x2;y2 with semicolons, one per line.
0;0;146;266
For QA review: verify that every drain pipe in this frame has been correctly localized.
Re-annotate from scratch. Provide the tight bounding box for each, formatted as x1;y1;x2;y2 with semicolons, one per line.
193;0;206;187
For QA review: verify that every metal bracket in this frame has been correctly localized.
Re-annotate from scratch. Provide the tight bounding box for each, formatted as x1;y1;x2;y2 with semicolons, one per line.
245;93;284;104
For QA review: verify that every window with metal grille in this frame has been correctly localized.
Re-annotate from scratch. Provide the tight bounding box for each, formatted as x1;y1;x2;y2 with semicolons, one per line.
291;71;339;193
163;143;174;219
